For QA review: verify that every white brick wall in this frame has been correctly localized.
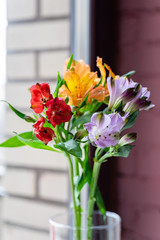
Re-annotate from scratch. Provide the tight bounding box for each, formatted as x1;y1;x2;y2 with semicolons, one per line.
3;198;67;229
7;20;70;51
5;110;33;135
2;0;71;239
39;50;70;79
40;0;70;17
39;173;69;201
5;82;56;108
2;225;49;240
7;0;37;21
4;148;68;170
2;169;36;196
7;53;36;80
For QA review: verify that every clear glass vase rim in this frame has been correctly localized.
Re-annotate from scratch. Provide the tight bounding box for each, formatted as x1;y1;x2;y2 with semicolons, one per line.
49;211;121;230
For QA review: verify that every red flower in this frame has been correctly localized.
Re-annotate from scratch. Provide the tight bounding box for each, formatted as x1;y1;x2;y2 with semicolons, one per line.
30;83;53;114
33;117;55;144
46;98;72;127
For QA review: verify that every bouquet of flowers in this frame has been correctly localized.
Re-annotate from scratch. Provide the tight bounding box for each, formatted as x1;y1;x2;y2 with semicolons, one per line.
0;55;154;240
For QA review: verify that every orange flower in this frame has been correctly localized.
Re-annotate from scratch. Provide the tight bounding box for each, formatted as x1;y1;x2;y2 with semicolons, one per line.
59;59;106;106
96;57;116;97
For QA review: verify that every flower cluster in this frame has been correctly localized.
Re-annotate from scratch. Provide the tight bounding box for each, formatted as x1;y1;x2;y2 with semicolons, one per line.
29;57;154;149
0;54;154;240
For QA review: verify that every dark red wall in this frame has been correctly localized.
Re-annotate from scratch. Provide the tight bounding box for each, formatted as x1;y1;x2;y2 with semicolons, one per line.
117;0;160;239
91;0;160;239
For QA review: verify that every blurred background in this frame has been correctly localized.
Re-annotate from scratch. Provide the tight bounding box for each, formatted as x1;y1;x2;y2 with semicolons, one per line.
0;0;160;240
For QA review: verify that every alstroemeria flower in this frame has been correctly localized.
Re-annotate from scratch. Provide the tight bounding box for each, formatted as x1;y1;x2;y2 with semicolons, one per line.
30;83;53;114
46;98;72;127
107;76;136;110
33;117;55;144
84;112;126;148
107;76;154;113
59;59;107;106
123;85;155;113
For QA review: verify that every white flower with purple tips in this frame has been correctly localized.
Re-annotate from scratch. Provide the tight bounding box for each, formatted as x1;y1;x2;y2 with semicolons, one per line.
84;112;127;148
107;76;135;110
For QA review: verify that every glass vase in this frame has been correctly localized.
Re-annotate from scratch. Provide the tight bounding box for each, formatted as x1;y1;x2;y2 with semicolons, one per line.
49;211;121;240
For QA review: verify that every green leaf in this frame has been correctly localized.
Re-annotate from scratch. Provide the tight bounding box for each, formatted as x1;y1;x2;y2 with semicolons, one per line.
79;93;89;109
93;76;102;89
54;72;66;97
57;72;62;83
71;113;92;129
16;133;58;152
54;139;82;158
0;131;35;148
67;54;73;70
123;110;139;130
77;174;88;193
43;121;54;131
80;144;106;216
65;96;69;104
96;188;106;216
114;144;134;158
122;70;136;78
0;100;36;123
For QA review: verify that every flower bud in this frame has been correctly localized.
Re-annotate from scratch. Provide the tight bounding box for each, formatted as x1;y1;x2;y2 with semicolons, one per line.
74;129;88;140
118;133;137;147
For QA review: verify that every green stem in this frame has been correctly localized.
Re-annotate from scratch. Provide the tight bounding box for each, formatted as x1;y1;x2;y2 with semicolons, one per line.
74;157;81;239
65;153;80;240
87;160;102;240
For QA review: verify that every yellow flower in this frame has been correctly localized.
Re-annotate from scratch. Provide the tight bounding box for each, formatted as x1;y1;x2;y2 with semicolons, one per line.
59;59;106;106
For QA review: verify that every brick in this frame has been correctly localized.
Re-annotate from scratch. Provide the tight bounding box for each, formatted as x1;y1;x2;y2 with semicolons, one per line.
122;229;149;240
3;197;67;229
118;203;135;231
39;50;70;79
7;0;37;21
117;147;137;176
39;172;69;202
119;0;160;11
135;112;159;146
5;82;56;108
2;224;49;240
7;20;70;51
5;110;33;135
5;82;32;108
4;147;68;170
139;14;160;42
134;209;160;239
117;43;160;76
40;0;70;17
119;16;138;46
7;53;36;80
136;143;160;177
117;177;160;206
2;169;36;196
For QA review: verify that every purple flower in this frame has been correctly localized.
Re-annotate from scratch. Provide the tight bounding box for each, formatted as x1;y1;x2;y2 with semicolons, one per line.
123;85;155;113
107;76;154;113
84;112;127;148
107;76;135;110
